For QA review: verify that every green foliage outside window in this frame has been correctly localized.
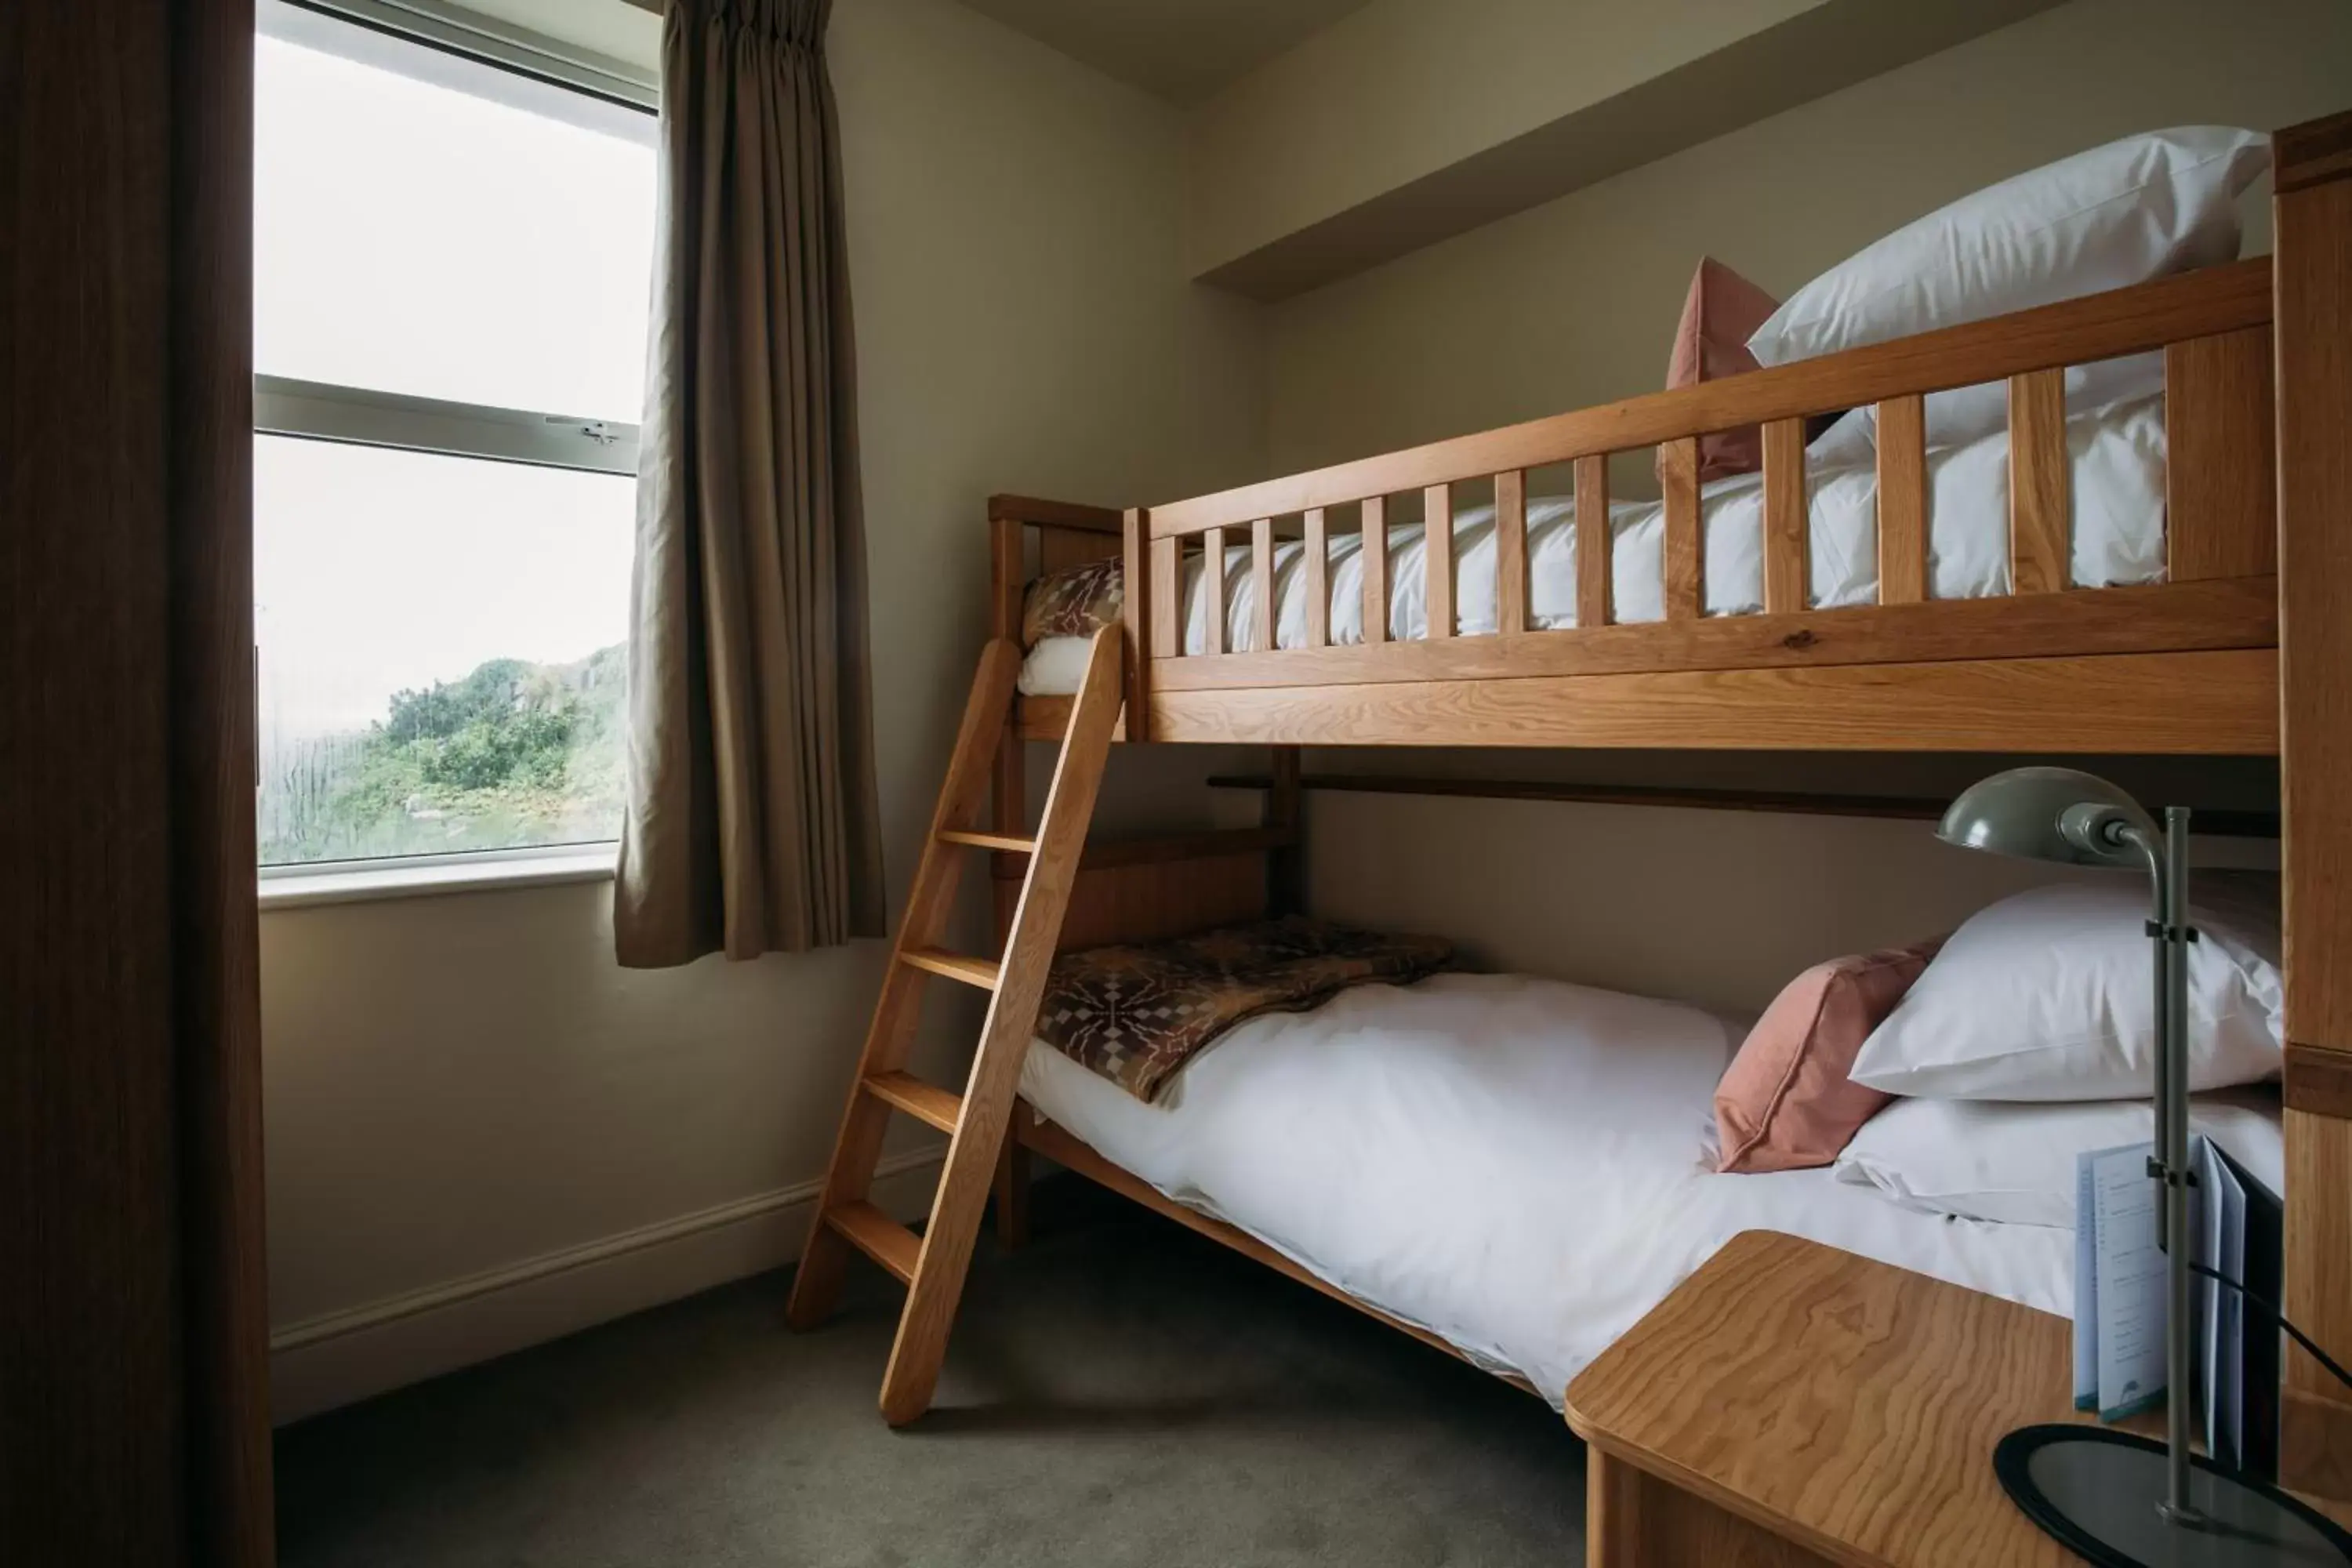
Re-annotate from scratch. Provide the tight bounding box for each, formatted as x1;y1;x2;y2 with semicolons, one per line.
260;644;626;865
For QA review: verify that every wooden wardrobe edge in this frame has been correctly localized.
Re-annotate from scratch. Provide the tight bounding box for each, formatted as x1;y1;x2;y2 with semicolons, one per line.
2275;107;2352;194
2286;1044;2352;1121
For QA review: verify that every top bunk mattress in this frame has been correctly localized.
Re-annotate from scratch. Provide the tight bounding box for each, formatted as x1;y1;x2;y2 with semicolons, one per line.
1018;971;2091;1408
1019;392;2167;695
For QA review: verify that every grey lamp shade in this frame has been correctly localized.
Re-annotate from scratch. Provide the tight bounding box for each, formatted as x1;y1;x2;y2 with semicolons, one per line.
1936;766;2158;869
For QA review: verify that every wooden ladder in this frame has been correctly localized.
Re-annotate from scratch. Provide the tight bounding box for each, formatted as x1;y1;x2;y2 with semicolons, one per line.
785;626;1123;1424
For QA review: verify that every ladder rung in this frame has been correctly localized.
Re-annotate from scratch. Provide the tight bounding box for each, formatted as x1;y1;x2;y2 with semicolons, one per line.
863;1069;962;1134
938;828;1036;853
825;1200;921;1284
900;947;1001;990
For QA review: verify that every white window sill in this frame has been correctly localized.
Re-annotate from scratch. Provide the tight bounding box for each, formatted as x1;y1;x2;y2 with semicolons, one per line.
258;846;618;910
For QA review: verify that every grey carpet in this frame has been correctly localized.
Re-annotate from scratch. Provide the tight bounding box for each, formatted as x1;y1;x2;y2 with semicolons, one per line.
275;1179;1587;1567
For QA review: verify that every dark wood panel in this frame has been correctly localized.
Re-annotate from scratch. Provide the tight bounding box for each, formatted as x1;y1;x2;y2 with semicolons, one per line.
2;0;269;1560
2286;1043;2352;1122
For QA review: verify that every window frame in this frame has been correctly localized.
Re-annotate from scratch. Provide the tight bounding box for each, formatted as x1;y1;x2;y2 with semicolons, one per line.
253;0;657;895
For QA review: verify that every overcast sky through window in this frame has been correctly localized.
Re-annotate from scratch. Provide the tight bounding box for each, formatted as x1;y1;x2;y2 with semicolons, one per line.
253;30;653;743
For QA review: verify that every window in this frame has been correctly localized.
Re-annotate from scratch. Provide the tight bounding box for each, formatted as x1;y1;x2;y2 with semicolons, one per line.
253;0;656;872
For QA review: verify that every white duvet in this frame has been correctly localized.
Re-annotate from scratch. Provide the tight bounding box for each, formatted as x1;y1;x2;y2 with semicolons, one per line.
1018;972;2075;1407
1019;393;2167;695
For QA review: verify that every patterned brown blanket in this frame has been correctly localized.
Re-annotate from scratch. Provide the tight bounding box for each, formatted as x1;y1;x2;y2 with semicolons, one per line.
1021;557;1123;647
1034;916;1455;1103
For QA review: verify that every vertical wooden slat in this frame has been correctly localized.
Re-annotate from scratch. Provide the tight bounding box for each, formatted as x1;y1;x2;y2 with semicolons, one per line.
2008;368;2068;594
1149;535;1180;660
1761;417;1807;615
1423;483;1454;639
1494;470;1527;635
1119;507;1150;742
1574;454;1610;630
2166;326;2278;580
1250;517;1275;652
1361;496;1389;644
989;514;1027;886
1302;508;1329;648
1875;394;1928;605
1660;437;1702;622
1200;524;1227;654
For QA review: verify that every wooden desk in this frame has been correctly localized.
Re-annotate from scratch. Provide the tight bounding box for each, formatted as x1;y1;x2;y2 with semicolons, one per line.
1563;1229;2132;1568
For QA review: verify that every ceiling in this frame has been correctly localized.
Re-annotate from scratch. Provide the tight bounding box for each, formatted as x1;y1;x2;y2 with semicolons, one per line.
954;0;1374;104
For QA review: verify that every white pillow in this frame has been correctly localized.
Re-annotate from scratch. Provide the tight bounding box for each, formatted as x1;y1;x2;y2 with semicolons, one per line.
1835;1091;2282;1228
1848;876;2283;1102
1748;126;2270;452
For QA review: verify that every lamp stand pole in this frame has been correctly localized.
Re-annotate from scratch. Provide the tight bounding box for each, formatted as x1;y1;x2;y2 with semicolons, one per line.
2153;805;2198;1526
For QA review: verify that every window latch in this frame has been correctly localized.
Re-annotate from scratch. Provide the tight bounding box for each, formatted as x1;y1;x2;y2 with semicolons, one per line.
547;415;622;446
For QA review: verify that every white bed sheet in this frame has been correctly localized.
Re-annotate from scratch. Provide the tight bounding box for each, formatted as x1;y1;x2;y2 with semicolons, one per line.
1018;393;2167;695
1017;971;2078;1408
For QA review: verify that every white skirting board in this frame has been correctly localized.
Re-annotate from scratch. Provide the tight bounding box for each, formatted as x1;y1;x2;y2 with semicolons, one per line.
267;1147;948;1425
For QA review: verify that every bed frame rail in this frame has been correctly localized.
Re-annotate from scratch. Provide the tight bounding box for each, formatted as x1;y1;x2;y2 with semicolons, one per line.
1116;259;2279;753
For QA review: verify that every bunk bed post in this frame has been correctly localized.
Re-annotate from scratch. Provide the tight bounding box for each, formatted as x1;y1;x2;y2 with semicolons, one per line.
2272;107;2352;1503
1122;507;1152;742
1267;746;1304;915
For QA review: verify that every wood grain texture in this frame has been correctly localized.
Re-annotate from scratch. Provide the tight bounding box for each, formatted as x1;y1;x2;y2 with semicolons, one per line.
2286;1107;2352;1488
1052;852;1271;951
2284;1388;2352;1505
2275;107;2352;194
1661;437;1702;621
2287;1043;2352;1122
1360;495;1389;644
5;0;271;1559
1575;454;1611;629
1149;535;1180;661
1148;260;2270;537
1200;526;1227;655
2276;171;2352;1058
1148;578;2274;691
1039;524;1120;573
1762;418;1808;615
787;640;1025;1333
1303;507;1330;647
984;825;1294;879
1875;395;1928;605
1120;508;1151;740
1424;483;1454;638
1494;470;1527;635
1566;1232;2143;1568
989;515;1025;640
1147;650;2278;753
1250;517;1276;652
2007;368;2069;594
880;630;1125;1425
2165;327;2277;581
1018;1114;1533;1395
1588;1450;1835;1568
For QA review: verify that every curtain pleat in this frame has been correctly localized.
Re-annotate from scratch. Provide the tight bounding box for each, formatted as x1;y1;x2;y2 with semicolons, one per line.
617;0;884;965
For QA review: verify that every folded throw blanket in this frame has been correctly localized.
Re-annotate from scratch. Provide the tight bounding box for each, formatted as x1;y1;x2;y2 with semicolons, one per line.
1035;916;1454;1103
1022;557;1122;648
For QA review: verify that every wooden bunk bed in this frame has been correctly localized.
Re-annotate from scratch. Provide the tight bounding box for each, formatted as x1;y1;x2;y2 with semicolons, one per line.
953;110;2352;1497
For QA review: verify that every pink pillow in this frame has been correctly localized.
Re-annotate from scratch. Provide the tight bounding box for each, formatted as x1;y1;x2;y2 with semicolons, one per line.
1715;938;1945;1174
1660;257;1782;482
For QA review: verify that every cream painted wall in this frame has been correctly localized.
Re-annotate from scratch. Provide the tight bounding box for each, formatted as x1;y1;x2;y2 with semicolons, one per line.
260;0;1262;1418
1186;0;1825;277
1266;0;2352;471
1262;0;2338;1012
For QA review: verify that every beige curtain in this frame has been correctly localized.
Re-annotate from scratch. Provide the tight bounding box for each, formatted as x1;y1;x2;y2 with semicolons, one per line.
617;0;884;965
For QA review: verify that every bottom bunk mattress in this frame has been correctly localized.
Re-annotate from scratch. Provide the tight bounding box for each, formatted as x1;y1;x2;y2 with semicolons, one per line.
1016;971;2076;1408
1019;391;2167;695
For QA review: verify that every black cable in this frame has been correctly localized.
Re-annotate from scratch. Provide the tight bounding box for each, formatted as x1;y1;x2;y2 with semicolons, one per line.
2189;1261;2352;1395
